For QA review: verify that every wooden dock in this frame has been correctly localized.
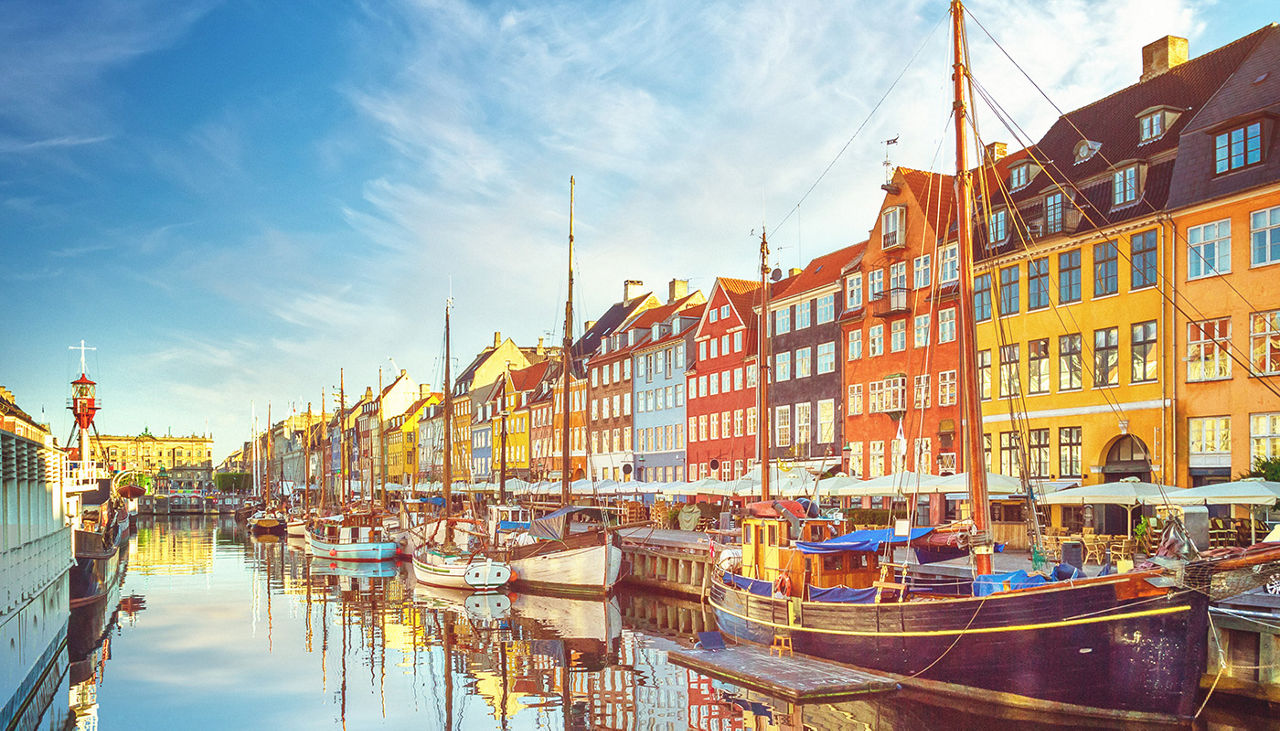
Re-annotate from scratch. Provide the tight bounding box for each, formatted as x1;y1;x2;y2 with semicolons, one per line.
617;527;716;598
668;643;899;703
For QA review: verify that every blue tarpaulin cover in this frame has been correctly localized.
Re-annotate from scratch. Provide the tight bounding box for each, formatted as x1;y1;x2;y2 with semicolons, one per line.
973;569;1051;596
808;585;878;603
498;520;531;532
724;572;773;597
795;526;935;554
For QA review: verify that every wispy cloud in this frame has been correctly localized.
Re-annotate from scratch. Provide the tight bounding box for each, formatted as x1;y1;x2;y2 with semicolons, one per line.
0;134;111;154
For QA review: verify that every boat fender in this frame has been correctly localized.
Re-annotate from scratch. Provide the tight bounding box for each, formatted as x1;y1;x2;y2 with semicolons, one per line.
508;569;519;583
773;574;792;597
329;549;337;557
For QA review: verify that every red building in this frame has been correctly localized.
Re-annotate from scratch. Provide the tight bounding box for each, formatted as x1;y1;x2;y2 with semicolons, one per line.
840;167;960;523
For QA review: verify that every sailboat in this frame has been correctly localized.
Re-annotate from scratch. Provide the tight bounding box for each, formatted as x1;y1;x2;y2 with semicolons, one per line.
492;177;623;597
707;3;1213;722
412;298;513;591
247;403;287;536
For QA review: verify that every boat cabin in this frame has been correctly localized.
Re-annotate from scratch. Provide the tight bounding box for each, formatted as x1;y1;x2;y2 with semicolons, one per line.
739;501;882;593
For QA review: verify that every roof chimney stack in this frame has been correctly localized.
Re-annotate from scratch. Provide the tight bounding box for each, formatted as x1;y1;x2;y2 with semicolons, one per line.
493;331;502;348
667;278;688;304
1141;36;1188;82
983;141;1007;164
623;279;644;302
536;337;545;355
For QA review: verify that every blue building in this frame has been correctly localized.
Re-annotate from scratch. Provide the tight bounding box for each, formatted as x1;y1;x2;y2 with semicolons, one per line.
632;284;703;483
469;380;500;482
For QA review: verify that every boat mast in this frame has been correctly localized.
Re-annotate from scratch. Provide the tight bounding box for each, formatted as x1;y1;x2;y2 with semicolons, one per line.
951;0;994;576
378;366;386;511
267;402;273;505
443;299;454;546
304;401;312;513
560;176;575;507
757;228;772;502
341;369;350;507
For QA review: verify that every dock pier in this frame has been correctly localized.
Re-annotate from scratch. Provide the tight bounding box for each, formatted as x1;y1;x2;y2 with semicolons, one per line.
617;527;716;599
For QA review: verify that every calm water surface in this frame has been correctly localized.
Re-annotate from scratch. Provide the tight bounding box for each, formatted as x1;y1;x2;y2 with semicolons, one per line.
62;516;1272;730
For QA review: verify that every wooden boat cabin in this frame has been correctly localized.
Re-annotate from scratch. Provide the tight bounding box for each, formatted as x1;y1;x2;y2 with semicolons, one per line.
311;512;391;544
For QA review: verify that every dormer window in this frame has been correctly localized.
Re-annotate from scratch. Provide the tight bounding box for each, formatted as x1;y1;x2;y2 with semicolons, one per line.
1045;192;1064;234
987;209;1007;243
651;324;661;340
846;273;863;309
1008;164;1030;190
708;308;718;323
1113;165;1138;206
881;206;905;249
1073;139;1101;164
1215;121;1262;174
1139;112;1164;141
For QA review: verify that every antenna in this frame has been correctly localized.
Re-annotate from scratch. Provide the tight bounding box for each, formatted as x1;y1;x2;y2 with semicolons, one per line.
883;135;899;185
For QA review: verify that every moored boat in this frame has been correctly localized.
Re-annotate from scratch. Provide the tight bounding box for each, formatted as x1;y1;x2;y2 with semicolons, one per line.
307;514;396;562
412;549;511;590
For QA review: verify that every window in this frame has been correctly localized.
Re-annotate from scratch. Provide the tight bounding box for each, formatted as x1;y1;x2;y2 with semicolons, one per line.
708;307;718;324
1028;429;1050;478
1093;327;1119;387
869;269;885;300
848;384;863;415
869;324;884;357
1009;164;1029;189
816;294;835;324
795;347;812;378
869;376;907;413
795;402;811;446
1059;427;1082;477
1131;230;1157;289
1027;257;1049;310
1045;193;1064;234
914;438;932;473
709;413;718;440
795;300;811;329
733;331;743;352
1028;339;1049;394
720;304;729;319
698;341;707;361
775;351;791;381
734;409;744;437
734;367;744;390
817;342;836;374
914;374;931;409
1059;249;1081;303
721;334;730;355
938;370;957;406
721;371;731;393
1090;242;1118;297
913;314;930;348
1112;166;1138;206
999;344;1020;398
1251;413;1280;461
998;264;1019;316
890;319;906;352
1057;334;1081;391
938;308;956;343
848;329;863;360
1187;317;1232;381
882;207;904;248
775;307;791;335
977;349;991;400
988;210;1007;243
890;261;907;291
590;368;599;387
1215;121;1262;174
870;441;885;477
999;432;1022;478
1251;310;1280;376
698;415;707;441
974;273;992;321
1251;205;1280;267
746;407;757;435
939;244;959;283
709;339;718;359
708;373;718;395
1140;112;1163;141
1189;417;1231;457
913;254;931;289
1131;321;1157;383
746;364;757;388
846;274;863;309
776;406;792;447
848;441;863;477
1188;219;1231;279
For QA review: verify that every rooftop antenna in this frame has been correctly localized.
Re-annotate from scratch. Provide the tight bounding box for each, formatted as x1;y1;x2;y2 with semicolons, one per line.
883;135;899;186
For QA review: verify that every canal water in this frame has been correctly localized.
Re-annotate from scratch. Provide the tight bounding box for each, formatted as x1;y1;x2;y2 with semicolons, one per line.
60;516;1271;730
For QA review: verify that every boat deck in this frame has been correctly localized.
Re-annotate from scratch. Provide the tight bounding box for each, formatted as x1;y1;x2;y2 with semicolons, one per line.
668;643;899;703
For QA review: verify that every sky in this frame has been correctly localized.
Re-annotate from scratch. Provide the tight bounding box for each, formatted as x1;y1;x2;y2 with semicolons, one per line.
1;0;1275;461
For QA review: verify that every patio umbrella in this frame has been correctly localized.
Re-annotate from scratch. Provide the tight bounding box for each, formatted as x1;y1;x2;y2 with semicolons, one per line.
927;471;1023;496
1042;479;1178;537
1140;479;1280;543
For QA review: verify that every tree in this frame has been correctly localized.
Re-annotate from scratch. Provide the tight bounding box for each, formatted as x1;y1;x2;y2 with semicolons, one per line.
214;472;253;493
1242;456;1280;482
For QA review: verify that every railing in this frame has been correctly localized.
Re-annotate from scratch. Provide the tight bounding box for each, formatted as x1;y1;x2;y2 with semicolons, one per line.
873;287;911;317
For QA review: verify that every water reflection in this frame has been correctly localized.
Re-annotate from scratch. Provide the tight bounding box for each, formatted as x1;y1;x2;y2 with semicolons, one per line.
61;517;1271;730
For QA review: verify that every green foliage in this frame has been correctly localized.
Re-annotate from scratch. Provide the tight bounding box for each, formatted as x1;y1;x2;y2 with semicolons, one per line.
842;508;893;526
214;473;253;493
1243;456;1280;482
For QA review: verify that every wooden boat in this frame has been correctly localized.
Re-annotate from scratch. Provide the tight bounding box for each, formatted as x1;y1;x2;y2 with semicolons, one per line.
285;516;307;538
500;506;622;597
307;514;396;562
247;510;287;535
412;549;511;590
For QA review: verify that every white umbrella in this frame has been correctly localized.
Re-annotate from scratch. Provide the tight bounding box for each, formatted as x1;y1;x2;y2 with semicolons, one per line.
816;474;863;497
924;471;1023;496
838;471;928;498
1140;478;1280;543
1042;479;1178;537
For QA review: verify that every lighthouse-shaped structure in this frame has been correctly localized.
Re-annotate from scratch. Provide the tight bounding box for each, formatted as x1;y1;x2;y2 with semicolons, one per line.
66;340;104;507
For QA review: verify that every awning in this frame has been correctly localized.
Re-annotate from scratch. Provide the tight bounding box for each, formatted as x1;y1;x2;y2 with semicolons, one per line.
528;506;606;540
1139;479;1280;506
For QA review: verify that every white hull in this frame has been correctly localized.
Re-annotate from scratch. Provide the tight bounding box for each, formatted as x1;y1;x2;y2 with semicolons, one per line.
307;531;397;562
508;539;621;596
286;519;306;538
412;551;511;590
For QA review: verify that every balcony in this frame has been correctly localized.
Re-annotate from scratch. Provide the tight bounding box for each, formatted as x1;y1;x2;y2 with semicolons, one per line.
873;287;911;318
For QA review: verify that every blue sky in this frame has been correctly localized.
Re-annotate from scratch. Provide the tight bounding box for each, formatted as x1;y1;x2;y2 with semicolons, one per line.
1;0;1274;460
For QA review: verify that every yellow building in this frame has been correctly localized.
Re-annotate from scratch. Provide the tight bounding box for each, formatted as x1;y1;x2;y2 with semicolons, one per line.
386;391;441;488
90;428;215;489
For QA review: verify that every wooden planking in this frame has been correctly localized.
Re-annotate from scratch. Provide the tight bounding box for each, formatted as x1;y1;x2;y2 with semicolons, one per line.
668;644;899;703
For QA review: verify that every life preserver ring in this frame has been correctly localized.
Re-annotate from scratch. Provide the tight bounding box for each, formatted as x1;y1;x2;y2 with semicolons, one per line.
773;574;792;597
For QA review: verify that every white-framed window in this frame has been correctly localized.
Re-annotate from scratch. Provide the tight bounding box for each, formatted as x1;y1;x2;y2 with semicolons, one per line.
848;441;864;477
1009;164;1029;190
938;370;957;406
1251;205;1280;267
708;308;718;323
1045;192;1064;234
847;329;863;360
988;209;1007;243
795;347;812;378
708;372;719;395
1140;111;1164;142
1187;317;1232;382
733;367;744;390
890;261;907;291
890;319;906;352
939;244;960;283
795;402;811;446
848;384;863;415
1251;310;1280;376
1113;165;1138;206
795;300;811;329
720;370;731;393
869;269;885;300
1189;416;1231;458
938;308;956;343
746;407;757;435
697;375;707;396
913;314;930;348
913;374;931;409
720;304;730;319
775;351;791;381
1251;412;1280;461
869;441;885;477
747;364;757;388
914;437;932;473
709;339;719;359
775;405;792;447
882;206;905;249
685;416;697;442
709;413;718;440
913;254;931;289
869;324;884;357
816;342;836;374
734;409;744;437
1188;219;1231;279
733;331;743;352
846;273;863;309
816;294;835;323
775;307;791;335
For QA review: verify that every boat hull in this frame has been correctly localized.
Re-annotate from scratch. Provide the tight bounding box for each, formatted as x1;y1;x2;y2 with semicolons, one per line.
710;575;1208;721
508;536;622;598
285;519;306;538
412;552;511;590
307;532;396;562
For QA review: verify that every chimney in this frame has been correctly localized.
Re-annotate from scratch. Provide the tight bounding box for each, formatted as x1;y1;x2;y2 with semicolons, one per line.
983;142;1007;164
364;386;373;399
536;337;545;355
623;279;644;302
1141;36;1188;82
419;384;431;398
399;368;406;377
789;267;803;277
493;331;502;348
585;320;596;332
667;278;688;304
